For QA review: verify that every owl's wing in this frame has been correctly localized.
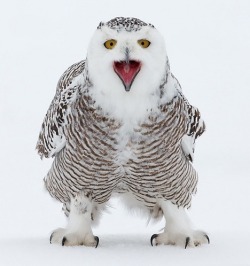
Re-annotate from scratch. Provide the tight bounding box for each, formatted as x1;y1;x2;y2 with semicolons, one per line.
169;74;205;162
178;89;205;162
36;60;86;158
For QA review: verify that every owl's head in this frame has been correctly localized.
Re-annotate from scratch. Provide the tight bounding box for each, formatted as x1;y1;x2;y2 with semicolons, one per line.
87;17;168;94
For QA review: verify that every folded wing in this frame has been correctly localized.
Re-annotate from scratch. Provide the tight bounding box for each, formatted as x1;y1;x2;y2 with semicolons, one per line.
36;60;86;158
178;89;205;162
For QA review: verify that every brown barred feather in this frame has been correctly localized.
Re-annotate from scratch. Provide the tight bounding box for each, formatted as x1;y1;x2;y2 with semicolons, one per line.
37;61;205;213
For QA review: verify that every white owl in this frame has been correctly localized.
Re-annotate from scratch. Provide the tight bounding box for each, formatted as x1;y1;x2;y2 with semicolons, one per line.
37;17;209;248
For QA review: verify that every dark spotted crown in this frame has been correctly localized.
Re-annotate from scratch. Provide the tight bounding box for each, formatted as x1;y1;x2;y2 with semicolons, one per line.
97;17;154;32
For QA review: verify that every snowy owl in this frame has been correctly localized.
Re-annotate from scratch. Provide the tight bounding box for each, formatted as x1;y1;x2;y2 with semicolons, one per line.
37;17;209;248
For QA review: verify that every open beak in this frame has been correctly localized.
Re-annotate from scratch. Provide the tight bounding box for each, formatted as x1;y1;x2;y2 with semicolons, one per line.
113;60;141;92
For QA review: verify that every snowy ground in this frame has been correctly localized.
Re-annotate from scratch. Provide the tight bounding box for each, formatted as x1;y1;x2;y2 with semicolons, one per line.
1;230;249;266
1;0;250;265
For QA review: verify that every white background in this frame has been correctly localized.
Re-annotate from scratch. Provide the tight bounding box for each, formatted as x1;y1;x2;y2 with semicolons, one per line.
0;0;249;265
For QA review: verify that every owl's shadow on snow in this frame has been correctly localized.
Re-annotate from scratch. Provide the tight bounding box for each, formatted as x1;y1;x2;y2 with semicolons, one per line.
97;234;152;248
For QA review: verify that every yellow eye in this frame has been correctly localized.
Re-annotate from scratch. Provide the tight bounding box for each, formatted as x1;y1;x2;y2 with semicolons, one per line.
104;39;117;49
138;39;151;48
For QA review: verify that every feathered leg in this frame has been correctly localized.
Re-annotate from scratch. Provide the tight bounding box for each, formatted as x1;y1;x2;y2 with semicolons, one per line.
50;191;99;247
151;200;209;248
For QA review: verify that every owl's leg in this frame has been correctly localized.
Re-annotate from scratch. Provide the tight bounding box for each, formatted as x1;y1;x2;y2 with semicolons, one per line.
50;191;99;247
151;200;209;248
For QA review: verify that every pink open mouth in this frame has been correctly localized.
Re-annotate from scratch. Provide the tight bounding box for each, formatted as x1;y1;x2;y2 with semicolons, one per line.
113;60;141;91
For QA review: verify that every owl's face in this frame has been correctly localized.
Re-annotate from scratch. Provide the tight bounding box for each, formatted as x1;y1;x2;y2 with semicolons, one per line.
87;18;167;95
86;18;168;120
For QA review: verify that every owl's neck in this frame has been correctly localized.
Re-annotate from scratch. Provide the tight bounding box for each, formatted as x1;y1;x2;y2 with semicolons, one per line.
88;80;163;125
85;60;170;124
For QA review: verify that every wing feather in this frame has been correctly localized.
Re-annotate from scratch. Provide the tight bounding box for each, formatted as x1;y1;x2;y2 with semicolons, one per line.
36;60;85;158
181;100;205;162
171;74;205;162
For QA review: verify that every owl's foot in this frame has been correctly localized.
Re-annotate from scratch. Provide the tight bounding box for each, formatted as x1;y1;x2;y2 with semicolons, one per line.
50;190;98;247
151;200;209;248
151;230;209;248
50;228;99;247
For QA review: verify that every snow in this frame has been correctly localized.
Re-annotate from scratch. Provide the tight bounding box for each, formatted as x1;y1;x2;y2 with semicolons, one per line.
1;232;249;266
1;0;250;265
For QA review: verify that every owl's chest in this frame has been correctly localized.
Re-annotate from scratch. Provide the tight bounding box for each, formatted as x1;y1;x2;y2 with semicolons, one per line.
68;103;182;169
115;123;168;166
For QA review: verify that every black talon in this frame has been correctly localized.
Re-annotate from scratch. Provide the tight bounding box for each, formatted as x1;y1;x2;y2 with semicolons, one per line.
204;234;210;244
62;237;67;246
94;236;99;248
185;237;190;249
150;234;158;246
49;233;54;244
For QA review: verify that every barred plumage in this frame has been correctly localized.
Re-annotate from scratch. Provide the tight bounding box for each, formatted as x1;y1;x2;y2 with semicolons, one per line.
37;17;208;248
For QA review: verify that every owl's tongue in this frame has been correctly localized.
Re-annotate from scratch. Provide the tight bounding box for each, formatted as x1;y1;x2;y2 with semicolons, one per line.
113;61;141;91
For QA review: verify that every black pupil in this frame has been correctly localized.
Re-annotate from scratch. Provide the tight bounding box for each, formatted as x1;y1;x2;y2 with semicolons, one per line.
141;41;145;46
110;42;113;46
